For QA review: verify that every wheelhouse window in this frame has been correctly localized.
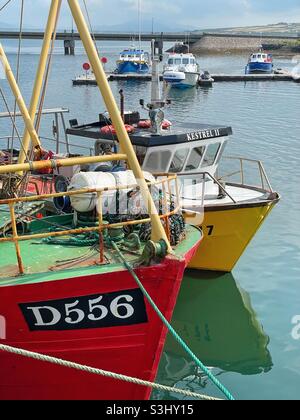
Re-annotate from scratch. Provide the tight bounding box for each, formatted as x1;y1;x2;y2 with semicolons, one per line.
169;149;189;173
175;59;181;65
185;146;206;171
202;143;221;167
134;146;147;166
182;58;189;65
144;150;172;172
215;141;227;165
168;58;174;65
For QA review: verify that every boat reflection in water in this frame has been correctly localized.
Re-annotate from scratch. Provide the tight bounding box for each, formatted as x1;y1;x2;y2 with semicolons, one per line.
153;271;273;399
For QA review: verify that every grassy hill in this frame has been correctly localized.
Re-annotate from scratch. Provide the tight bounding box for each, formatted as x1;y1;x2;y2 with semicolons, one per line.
195;22;300;37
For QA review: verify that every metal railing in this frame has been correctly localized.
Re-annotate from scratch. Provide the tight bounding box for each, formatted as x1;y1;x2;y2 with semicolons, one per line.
0;135;94;158
0;175;180;276
217;156;274;193
157;171;237;205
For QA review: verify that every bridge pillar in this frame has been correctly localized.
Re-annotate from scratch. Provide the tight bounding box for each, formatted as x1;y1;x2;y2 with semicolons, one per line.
64;38;75;55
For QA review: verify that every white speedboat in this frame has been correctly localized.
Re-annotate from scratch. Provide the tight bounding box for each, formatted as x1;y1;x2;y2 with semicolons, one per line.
163;53;200;89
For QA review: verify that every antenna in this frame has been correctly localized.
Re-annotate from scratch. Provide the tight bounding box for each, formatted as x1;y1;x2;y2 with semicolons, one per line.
138;0;142;51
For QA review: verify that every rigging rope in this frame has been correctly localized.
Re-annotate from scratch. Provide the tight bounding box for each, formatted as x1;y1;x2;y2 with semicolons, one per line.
82;0;100;56
10;0;24;148
21;0;62;198
0;344;222;400
0;87;30;161
35;0;62;134
0;0;12;12
111;241;235;401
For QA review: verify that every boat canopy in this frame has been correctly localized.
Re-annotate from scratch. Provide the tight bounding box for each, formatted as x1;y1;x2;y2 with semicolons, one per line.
67;121;232;147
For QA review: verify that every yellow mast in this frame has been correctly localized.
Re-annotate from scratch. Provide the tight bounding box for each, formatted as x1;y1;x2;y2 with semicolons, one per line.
17;0;62;166
68;0;171;249
0;154;127;175
0;44;41;150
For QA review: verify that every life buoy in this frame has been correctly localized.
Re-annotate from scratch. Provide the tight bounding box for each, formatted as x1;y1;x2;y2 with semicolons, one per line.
138;120;151;129
100;125;135;135
35;149;55;174
137;120;173;130
162;120;172;130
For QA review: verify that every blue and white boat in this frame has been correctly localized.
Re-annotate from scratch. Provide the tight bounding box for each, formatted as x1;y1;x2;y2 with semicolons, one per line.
115;49;151;75
245;50;273;74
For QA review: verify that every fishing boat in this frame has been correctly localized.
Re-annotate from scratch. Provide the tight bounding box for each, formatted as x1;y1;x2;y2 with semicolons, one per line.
67;46;279;273
115;48;151;75
245;49;273;74
114;0;150;75
0;0;202;401
163;53;200;89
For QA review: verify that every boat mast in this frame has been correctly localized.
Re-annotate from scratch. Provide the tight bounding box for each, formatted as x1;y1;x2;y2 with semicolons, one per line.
17;0;62;167
150;40;161;106
67;0;171;250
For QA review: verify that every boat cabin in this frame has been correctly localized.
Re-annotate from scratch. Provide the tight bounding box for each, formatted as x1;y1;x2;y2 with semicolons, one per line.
166;54;197;67
249;53;273;63
66;118;232;180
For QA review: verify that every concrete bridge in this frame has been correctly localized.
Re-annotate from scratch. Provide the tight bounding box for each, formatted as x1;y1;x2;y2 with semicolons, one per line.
0;30;298;55
0;30;202;54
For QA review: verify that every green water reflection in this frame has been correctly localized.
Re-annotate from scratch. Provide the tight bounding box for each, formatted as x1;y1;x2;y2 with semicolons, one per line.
153;271;272;399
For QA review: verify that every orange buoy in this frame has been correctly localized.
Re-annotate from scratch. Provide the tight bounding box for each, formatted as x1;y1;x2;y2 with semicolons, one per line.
138;120;151;129
137;120;172;130
100;125;135;135
162;120;172;130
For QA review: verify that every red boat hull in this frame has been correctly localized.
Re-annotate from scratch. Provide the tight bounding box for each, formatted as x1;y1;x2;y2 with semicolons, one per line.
0;243;199;400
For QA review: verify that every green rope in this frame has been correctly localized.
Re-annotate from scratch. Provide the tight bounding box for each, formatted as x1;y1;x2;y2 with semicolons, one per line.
112;241;235;401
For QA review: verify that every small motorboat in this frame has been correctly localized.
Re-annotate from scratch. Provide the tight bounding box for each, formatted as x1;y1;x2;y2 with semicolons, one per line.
245;48;273;74
198;70;214;87
72;72;96;86
292;73;300;83
163;53;200;89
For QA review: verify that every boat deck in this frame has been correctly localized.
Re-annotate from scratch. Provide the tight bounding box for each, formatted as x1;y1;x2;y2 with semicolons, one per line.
182;183;275;209
0;215;200;286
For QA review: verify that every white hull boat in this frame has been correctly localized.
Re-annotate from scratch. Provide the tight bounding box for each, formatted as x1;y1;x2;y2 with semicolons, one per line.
163;53;200;89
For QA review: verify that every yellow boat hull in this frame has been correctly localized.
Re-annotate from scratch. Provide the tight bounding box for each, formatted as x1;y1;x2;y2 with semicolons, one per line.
188;198;279;272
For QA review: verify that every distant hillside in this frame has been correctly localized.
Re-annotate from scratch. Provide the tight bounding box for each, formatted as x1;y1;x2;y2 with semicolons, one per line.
93;19;191;33
194;22;300;37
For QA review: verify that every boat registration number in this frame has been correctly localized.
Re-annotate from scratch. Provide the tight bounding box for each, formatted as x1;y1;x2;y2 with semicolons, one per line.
19;289;148;331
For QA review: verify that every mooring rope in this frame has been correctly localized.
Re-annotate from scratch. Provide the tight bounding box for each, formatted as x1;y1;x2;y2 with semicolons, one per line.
0;344;222;401
111;242;235;401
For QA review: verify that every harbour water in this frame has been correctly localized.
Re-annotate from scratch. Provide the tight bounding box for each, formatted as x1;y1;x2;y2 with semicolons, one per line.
0;41;300;400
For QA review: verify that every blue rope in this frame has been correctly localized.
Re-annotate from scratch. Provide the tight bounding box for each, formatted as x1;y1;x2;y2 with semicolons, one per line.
112;242;235;401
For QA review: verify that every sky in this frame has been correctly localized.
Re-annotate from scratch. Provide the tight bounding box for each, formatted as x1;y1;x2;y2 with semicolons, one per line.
0;0;300;30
